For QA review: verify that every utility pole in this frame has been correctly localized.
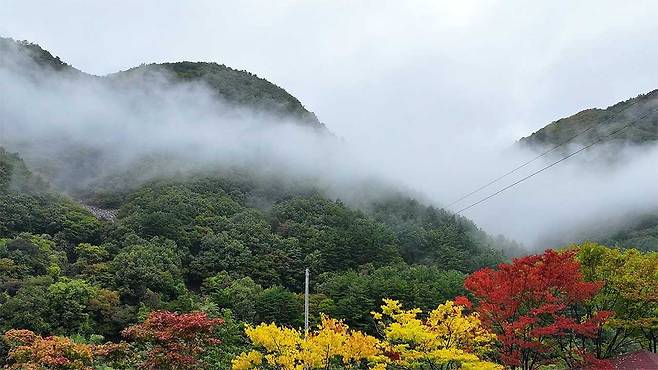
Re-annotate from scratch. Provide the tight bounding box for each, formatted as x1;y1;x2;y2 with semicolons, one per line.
304;268;309;338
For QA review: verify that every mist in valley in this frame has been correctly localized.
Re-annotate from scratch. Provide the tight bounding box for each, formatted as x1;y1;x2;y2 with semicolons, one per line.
4;5;658;369
2;38;658;252
4;1;658;250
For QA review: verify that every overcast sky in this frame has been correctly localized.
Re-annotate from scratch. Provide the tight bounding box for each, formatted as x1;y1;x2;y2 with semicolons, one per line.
3;1;658;245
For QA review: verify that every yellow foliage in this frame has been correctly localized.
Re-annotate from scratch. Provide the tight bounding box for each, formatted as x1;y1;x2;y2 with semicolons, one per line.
373;299;501;369
233;299;502;369
232;351;263;370
232;315;384;370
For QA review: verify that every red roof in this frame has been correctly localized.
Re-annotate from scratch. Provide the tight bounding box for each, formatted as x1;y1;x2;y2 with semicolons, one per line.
610;350;658;370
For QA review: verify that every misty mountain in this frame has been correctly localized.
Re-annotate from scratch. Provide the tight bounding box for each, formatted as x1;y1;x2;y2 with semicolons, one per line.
0;37;78;73
520;89;658;150
0;37;324;129
0;36;518;258
1;36;334;196
111;62;324;129
0;36;526;338
520;90;658;251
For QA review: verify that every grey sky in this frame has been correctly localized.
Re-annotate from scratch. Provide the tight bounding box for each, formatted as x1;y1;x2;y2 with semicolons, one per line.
3;0;658;245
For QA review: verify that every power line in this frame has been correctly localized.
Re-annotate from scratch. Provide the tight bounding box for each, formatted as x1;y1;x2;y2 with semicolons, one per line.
445;99;642;208
455;108;654;214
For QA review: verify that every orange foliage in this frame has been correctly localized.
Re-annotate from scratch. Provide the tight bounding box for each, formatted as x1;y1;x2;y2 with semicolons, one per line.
3;329;94;370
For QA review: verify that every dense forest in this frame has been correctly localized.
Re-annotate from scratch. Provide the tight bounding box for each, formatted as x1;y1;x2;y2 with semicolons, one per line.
0;146;506;333
1;37;657;369
0;119;514;369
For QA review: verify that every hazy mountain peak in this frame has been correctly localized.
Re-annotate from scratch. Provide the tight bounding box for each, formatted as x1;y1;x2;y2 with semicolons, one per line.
0;36;80;73
1;36;324;129
520;89;658;151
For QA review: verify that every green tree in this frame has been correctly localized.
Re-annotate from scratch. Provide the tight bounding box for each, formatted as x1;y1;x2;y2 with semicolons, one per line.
189;233;253;282
253;286;303;327
317;263;466;331
577;243;658;355
111;237;185;302
203;273;264;323
0;276;54;334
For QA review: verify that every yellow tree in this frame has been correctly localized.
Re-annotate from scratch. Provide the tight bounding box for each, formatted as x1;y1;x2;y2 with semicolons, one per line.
373;299;501;370
232;315;385;370
233;300;502;369
576;243;658;355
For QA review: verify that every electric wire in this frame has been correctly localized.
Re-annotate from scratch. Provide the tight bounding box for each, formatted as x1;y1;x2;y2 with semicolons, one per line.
445;99;642;208
455;108;654;214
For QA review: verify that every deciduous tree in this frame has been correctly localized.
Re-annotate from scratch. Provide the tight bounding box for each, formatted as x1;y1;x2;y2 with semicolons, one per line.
464;249;611;369
232;315;384;370
122;310;225;370
3;329;94;370
577;243;658;355
373;299;501;369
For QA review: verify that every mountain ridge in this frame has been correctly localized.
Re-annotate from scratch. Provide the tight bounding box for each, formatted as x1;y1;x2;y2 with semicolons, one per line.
520;89;658;150
519;89;658;251
0;36;324;129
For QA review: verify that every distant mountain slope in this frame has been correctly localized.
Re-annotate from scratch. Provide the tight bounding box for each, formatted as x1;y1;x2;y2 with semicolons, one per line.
520;89;658;150
0;36;324;129
0;148;101;242
520;90;658;252
112;62;323;128
0;37;78;73
0;37;527;339
536;210;658;253
601;214;658;251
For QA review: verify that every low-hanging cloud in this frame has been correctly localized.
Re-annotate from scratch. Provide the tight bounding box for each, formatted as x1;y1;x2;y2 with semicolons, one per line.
2;40;658;250
442;141;658;249
0;41;414;207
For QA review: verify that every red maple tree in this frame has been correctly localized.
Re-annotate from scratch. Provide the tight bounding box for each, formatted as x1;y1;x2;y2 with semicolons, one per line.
464;249;612;370
122;311;224;370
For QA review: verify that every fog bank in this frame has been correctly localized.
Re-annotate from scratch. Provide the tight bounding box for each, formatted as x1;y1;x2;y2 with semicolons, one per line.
2;40;658;249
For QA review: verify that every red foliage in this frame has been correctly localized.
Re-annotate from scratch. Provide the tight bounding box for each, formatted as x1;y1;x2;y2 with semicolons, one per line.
92;341;136;368
122;311;224;370
454;295;472;309
384;349;402;361
578;350;614;370
464;249;610;370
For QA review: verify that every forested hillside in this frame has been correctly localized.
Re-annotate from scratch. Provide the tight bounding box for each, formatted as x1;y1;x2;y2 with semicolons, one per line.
519;89;658;252
110;62;324;128
0;38;527;368
1;36;657;369
520;89;658;149
0;147;507;332
600;214;658;250
0;36;323;129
